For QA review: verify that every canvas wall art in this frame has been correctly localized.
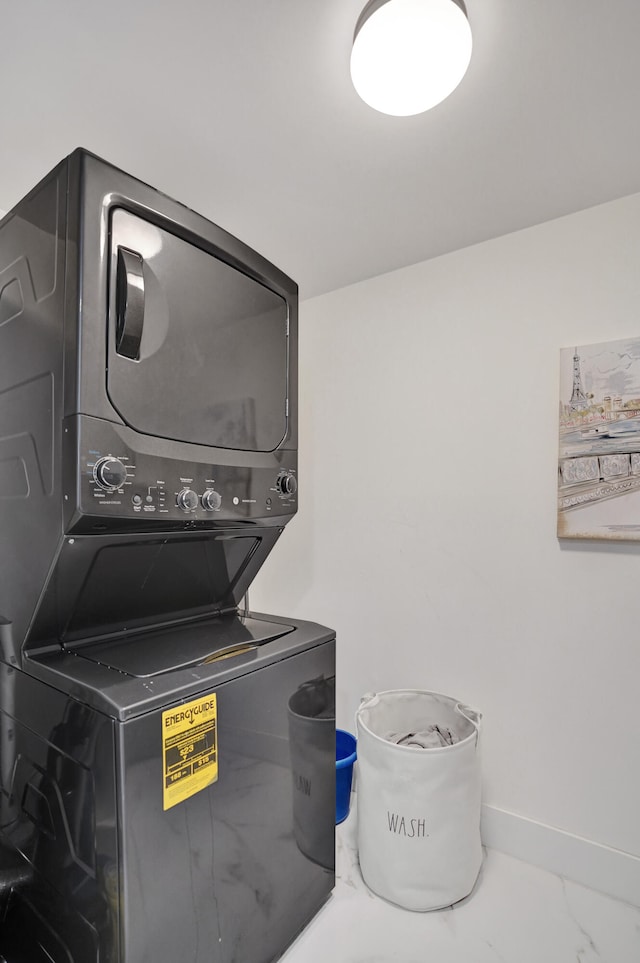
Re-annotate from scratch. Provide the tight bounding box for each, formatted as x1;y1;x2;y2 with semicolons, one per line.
558;337;640;540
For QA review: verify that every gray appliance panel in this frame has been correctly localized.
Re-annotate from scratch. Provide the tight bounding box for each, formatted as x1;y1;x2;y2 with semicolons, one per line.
70;415;298;527
0;664;118;961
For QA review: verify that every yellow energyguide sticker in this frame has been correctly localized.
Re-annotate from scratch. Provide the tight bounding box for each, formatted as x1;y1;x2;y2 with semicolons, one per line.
162;693;218;810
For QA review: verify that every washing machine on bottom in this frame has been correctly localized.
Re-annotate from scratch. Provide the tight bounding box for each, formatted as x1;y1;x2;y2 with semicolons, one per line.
0;614;335;963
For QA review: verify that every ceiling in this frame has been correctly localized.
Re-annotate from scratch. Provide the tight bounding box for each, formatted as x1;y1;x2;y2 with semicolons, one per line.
2;0;640;298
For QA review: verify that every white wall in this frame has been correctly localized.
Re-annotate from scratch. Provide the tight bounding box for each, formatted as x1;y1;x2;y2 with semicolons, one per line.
252;193;640;871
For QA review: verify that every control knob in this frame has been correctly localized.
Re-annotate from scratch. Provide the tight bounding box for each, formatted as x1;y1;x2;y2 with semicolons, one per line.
177;488;199;512
276;472;297;496
93;456;127;491
201;489;222;511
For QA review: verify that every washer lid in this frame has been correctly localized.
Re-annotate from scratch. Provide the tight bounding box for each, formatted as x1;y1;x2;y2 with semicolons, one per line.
71;614;294;678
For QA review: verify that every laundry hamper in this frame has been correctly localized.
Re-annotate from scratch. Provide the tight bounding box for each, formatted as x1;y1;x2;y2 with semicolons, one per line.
356;689;482;911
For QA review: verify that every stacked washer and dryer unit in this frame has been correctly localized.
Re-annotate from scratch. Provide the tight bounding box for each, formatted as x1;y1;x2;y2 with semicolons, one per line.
0;150;335;962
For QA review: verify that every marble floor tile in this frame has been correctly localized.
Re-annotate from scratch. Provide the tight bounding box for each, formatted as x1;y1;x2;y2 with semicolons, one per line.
281;808;640;963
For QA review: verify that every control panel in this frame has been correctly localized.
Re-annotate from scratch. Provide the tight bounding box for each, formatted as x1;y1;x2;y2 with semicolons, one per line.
72;420;297;523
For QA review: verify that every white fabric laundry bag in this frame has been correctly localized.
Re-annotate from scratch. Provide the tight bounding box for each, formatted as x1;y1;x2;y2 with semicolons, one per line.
356;689;482;911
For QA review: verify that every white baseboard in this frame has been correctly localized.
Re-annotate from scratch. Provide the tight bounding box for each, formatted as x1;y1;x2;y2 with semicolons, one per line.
481;804;640;908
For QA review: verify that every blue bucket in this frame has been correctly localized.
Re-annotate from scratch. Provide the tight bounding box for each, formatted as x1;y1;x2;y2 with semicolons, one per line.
336;729;357;824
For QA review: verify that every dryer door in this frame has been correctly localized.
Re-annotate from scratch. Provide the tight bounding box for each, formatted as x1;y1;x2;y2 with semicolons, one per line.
106;209;289;452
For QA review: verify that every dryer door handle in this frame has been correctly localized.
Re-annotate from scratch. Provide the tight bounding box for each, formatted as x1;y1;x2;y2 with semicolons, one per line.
115;247;145;361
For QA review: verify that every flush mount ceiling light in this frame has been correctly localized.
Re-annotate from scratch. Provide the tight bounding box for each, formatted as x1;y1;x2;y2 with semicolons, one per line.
350;0;473;116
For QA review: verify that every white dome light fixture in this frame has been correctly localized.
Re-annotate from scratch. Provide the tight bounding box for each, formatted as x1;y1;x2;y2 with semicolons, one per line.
350;0;473;117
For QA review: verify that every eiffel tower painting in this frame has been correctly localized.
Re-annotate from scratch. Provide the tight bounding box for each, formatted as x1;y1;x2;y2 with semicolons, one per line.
568;348;588;411
558;336;640;540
